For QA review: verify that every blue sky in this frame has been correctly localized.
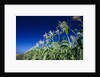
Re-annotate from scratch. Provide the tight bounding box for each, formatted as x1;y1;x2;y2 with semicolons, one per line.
16;16;83;54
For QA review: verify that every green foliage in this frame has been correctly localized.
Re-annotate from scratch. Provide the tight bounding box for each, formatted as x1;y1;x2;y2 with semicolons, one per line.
64;27;68;35
24;35;83;60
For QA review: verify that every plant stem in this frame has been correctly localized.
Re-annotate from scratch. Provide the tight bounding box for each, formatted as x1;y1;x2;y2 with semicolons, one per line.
67;35;71;48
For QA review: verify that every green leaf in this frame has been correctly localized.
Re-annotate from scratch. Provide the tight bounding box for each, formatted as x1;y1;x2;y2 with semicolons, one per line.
43;52;47;60
64;27;68;35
